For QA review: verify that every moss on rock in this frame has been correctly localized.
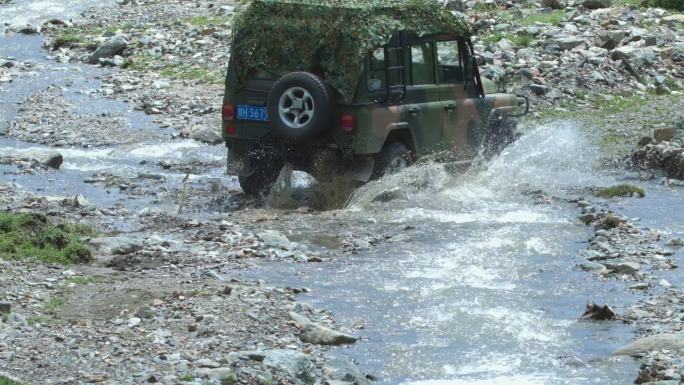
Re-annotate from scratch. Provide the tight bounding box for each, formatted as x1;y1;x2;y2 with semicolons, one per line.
596;184;645;198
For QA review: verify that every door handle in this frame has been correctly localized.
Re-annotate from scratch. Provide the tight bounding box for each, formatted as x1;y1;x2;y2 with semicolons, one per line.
407;107;420;115
444;104;456;112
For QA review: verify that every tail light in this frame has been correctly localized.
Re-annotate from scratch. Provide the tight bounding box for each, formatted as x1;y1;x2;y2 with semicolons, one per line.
339;114;356;133
222;104;235;121
223;104;236;135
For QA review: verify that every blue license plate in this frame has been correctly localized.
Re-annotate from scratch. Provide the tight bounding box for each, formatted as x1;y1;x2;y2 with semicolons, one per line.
236;104;268;122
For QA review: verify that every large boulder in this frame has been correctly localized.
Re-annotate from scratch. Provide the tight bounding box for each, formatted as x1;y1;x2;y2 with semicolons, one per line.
262;349;315;385
88;236;144;255
323;358;371;385
88;36;128;64
542;0;567;9
582;0;611;9
611;45;656;68
662;15;684;27
0;149;63;169
188;125;223;145
613;333;684;356
289;312;358;345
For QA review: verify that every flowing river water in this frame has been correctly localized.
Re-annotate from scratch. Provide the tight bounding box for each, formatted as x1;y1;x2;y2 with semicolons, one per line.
2;1;684;384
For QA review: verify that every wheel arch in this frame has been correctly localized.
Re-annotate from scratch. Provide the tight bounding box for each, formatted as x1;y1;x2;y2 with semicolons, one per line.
383;128;416;158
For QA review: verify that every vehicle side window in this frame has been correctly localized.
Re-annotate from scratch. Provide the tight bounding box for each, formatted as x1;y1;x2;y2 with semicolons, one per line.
410;43;435;85
436;40;463;83
367;49;386;92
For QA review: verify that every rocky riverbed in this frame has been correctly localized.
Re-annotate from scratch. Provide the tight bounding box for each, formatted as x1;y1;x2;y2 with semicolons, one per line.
1;0;684;384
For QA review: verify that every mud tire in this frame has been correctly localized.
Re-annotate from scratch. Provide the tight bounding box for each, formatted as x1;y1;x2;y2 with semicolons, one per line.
373;142;412;179
267;72;334;141
238;160;284;196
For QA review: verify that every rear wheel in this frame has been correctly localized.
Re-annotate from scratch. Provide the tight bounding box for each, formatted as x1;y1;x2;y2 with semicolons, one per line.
373;142;412;179
238;160;284;196
483;118;519;157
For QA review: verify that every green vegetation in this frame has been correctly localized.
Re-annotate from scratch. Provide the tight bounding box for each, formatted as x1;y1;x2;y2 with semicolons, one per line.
596;184;645;198
179;374;193;382
482;31;506;46
0;376;25;385
125;55;223;84
65;276;100;285
472;2;501;12
518;10;566;26
511;32;534;47
27;316;45;326
44;296;65;310
186;15;232;26
0;213;93;264
647;0;684;10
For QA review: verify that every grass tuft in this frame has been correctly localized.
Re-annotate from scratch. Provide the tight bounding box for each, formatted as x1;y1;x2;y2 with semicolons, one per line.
596;184;645;198
511;32;535;47
0;376;25;385
518;10;566;26
0;212;94;264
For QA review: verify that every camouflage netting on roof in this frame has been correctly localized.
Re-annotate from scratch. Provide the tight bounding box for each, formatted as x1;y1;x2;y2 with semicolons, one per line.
227;0;471;102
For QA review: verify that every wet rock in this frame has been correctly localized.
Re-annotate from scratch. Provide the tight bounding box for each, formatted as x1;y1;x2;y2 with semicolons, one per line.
323;358;371;385
613;333;684;356
667;238;684;248
0;149;64;169
88;236;144;255
88;36;128;64
290;312;358;345
579;261;607;273
257;230;291;250
582;303;617;320
654;128;680;142
263;349;315;385
604;261;640;274
7;24;39;34
188;125;222;145
638;136;653;146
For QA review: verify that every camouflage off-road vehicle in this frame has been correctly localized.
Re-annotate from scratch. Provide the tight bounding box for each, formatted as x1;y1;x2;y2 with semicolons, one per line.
222;0;528;195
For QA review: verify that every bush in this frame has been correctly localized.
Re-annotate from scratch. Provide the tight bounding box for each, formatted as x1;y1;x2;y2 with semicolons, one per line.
647;0;684;10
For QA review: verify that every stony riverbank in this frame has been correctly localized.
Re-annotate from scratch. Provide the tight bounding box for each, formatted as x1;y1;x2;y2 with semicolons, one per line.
0;183;370;385
575;195;684;384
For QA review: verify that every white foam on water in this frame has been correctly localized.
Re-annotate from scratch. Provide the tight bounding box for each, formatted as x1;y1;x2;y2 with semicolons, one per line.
402;374;551;385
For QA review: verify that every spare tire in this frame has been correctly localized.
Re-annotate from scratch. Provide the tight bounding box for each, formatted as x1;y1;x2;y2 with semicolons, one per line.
267;72;334;141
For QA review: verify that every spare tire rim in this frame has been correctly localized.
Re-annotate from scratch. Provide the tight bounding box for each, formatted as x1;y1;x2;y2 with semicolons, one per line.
278;86;315;129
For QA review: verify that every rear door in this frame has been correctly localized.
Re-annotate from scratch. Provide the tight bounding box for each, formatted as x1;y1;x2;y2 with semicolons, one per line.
404;42;443;155
437;39;480;159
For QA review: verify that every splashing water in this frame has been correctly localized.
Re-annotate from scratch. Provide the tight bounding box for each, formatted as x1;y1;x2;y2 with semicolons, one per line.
249;121;637;385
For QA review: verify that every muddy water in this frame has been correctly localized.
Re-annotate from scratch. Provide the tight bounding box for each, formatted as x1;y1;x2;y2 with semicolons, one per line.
242;124;645;384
